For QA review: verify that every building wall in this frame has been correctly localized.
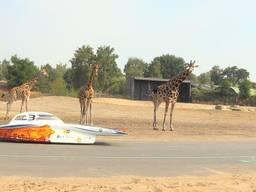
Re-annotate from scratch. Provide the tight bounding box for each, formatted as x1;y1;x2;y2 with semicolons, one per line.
126;77;192;103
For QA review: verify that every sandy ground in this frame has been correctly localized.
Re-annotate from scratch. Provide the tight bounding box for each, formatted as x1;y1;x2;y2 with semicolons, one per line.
0;96;256;191
1;174;256;192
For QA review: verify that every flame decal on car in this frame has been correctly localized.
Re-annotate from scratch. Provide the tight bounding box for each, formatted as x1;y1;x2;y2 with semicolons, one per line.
0;125;55;142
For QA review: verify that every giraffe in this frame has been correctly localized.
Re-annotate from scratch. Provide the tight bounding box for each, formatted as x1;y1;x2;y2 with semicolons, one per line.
150;60;198;131
2;69;48;119
78;64;99;125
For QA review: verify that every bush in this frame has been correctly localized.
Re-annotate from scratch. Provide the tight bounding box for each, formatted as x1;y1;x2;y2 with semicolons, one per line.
192;88;220;103
50;78;68;96
248;96;256;106
66;88;78;97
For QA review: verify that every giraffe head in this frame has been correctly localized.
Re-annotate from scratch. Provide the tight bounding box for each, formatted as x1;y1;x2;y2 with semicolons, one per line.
185;60;198;73
40;68;48;77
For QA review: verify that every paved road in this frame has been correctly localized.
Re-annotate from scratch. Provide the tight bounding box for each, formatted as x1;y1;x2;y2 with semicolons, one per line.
0;139;255;177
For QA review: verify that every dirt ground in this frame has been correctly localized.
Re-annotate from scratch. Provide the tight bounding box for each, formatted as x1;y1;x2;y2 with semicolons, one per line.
1;96;255;140
0;96;256;192
1;173;256;192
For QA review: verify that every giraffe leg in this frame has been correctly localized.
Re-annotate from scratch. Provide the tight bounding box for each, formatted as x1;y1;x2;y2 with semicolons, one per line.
89;100;93;125
25;98;28;112
79;99;84;124
85;104;88;125
82;99;87;125
5;101;12;120
20;98;25;112
79;100;82;124
153;101;160;130
84;99;90;125
162;101;170;131
25;92;30;112
169;102;176;131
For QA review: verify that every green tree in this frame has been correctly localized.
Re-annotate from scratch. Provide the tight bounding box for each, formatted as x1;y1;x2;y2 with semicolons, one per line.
235;68;250;84
36;64;56;93
219;79;232;99
223;66;249;85
49;64;68;96
63;68;73;90
145;59;162;78
0;59;10;80
0;61;4;80
239;80;252;100
96;46;124;94
159;55;186;78
50;78;68;96
186;73;198;83
210;65;223;85
146;54;186;78
69;45;96;89
124;57;147;77
6;55;38;87
197;72;211;85
55;64;67;78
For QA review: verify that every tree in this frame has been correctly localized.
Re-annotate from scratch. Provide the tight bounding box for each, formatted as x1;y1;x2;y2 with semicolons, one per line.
197;72;211;85
186;73;198;83
55;64;67;78
219;79;233;103
235;68;250;84
210;65;223;85
0;59;10;80
145;59;162;78
50;78;68;96
48;64;68;96
160;55;186;79
124;57;147;77
6;55;38;87
63;68;73;90
36;64;56;93
69;45;96;90
239;80;252;100
223;66;249;85
146;54;186;78
96;46;124;94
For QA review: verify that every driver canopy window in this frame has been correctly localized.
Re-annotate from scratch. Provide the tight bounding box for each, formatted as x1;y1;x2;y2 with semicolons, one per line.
37;114;59;120
15;115;27;120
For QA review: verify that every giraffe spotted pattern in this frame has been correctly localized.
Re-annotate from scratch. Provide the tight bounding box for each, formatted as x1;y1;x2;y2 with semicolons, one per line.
150;60;198;131
78;64;99;125
2;69;48;119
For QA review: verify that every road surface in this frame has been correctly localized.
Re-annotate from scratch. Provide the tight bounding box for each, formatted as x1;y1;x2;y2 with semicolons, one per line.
0;139;255;177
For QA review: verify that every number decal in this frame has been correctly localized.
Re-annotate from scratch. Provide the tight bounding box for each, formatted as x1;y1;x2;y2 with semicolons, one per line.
28;115;35;121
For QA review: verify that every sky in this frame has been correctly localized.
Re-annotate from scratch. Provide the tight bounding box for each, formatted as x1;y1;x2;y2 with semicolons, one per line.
0;0;255;81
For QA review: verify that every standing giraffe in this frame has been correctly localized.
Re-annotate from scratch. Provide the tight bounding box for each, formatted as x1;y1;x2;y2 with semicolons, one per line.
2;69;48;119
150;60;198;131
78;64;99;125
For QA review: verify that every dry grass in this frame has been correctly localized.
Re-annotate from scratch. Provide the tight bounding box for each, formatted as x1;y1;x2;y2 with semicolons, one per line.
0;96;256;140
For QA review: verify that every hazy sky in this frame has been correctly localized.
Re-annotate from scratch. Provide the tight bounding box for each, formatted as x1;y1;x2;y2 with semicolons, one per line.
1;0;255;81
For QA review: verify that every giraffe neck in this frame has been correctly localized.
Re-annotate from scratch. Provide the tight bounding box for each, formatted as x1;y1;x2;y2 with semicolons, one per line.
27;71;45;88
167;68;192;88
86;66;97;89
